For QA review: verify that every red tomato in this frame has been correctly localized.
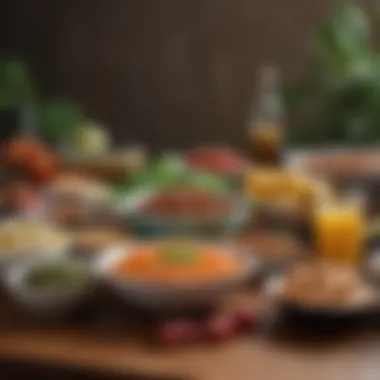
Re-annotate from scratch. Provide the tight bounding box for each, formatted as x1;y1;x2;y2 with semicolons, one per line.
2;183;35;207
28;150;58;183
185;147;246;174
3;137;36;165
3;137;58;183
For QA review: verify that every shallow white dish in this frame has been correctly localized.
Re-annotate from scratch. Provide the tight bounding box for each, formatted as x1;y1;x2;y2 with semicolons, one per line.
4;256;93;316
94;242;259;311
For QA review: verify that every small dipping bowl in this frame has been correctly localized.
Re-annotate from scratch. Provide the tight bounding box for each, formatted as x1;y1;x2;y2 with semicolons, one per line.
3;256;94;317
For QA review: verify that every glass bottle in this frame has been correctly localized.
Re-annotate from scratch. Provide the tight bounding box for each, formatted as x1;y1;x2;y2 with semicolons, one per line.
247;66;285;166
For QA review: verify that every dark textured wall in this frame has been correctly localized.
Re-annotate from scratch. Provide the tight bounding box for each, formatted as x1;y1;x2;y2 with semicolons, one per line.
2;0;374;149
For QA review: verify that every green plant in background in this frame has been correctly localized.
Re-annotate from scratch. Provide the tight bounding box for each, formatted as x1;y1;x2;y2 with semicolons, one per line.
39;99;83;144
0;56;35;110
284;0;380;145
0;54;84;145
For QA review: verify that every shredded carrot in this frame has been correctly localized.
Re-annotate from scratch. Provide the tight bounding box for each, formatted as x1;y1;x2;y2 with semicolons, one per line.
113;244;240;283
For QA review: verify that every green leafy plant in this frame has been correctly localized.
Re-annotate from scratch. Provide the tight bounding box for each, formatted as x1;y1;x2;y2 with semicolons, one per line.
0;55;84;144
39;99;83;144
0;56;35;109
114;153;231;195
284;0;380;145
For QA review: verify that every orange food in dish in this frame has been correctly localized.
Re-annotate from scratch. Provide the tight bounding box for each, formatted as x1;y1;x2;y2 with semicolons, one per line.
112;243;241;283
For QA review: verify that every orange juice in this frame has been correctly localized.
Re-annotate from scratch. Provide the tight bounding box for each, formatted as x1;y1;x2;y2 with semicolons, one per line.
315;202;364;264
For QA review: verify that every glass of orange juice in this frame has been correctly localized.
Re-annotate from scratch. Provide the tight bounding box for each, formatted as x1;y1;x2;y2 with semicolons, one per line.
314;194;365;265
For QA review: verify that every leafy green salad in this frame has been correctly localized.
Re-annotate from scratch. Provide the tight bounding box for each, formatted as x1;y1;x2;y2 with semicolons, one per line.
114;153;232;195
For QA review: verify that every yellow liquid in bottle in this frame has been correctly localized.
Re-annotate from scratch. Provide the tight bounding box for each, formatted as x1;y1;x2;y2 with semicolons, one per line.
249;123;283;165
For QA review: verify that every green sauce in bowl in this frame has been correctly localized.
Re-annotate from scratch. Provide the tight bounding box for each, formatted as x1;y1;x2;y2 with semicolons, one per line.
23;263;90;290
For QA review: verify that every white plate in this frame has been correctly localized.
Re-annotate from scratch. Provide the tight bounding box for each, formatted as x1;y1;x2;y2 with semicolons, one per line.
94;242;259;310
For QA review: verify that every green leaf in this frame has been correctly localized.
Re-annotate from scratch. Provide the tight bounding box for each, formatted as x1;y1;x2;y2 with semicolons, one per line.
0;56;36;109
315;0;370;74
40;100;83;143
159;242;198;265
186;171;229;194
285;0;380;146
119;153;186;191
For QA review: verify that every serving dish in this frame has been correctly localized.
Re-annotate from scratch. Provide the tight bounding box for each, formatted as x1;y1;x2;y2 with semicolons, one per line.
237;230;310;273
94;242;259;311
264;267;379;320
60;146;147;180
117;189;252;237
287;148;380;183
0;218;72;268
244;168;333;231
184;146;248;182
287;148;380;215
4;257;93;316
42;173;118;226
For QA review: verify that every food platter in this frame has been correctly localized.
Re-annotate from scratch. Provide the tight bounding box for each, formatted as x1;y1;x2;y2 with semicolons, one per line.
0;218;72;269
264;261;380;320
2;137;380;350
287;148;380;188
117;188;252;237
237;230;311;275
94;241;259;311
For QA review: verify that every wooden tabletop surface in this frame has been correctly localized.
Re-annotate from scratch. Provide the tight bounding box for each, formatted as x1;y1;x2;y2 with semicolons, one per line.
0;216;378;380
0;284;378;380
0;323;379;380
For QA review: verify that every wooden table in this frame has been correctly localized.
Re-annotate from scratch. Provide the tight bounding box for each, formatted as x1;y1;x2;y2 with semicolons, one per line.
0;207;378;379
0;288;379;380
0;323;379;380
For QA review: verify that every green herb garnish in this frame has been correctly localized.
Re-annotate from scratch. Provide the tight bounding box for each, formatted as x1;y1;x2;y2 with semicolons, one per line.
159;241;198;265
24;264;88;289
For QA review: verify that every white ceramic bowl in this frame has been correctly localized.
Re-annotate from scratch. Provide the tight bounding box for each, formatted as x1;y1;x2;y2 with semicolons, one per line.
4;257;93;316
94;242;259;311
117;189;252;238
0;219;72;270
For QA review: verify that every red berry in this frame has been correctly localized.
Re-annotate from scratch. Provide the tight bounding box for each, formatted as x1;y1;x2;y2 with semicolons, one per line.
234;309;258;331
156;320;201;346
203;313;237;342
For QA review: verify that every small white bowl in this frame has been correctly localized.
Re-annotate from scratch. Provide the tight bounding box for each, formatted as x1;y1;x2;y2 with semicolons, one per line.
0;240;72;272
4;257;93;316
94;242;259;311
0;217;73;270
